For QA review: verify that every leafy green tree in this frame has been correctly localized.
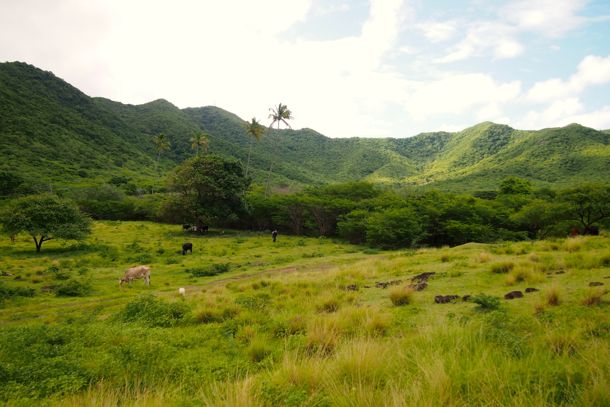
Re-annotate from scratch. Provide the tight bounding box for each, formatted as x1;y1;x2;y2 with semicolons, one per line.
190;133;209;156
0;195;91;252
0;171;24;197
510;199;568;238
499;176;532;195
268;103;293;130
244;118;265;178
561;184;610;232
366;207;423;248
272;195;307;235
152;133;171;167
165;154;250;226
337;209;370;244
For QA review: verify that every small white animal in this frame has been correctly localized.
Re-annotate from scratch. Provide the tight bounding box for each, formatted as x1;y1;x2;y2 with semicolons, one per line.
179;287;186;296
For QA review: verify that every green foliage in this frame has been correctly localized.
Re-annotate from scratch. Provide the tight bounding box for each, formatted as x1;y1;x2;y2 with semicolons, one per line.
165;154;250;226
560;184;610;230
471;294;501;311
500;176;533;195
0;194;91;252
187;263;231;277
2;63;609;193
52;278;92;297
0;282;36;301
119;294;191;327
0;170;24;197
366;207;423;248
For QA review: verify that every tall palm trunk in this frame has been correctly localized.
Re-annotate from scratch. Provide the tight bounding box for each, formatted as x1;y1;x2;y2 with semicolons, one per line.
265;162;274;197
245;137;253;178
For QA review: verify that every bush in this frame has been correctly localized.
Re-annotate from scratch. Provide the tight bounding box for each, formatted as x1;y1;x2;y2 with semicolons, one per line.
246;339;272;362
544;286;562;306
0;283;36;301
119;294;190;327
389;286;414;306
490;262;515;274
582;288;606;306
187;263;231;277
366;207;424;248
471;294;501;311
53;279;91;297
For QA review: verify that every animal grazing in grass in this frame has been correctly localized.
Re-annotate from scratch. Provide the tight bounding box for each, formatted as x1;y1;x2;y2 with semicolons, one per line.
120;265;151;286
272;229;278;242
179;287;186;296
182;242;193;255
183;224;191;231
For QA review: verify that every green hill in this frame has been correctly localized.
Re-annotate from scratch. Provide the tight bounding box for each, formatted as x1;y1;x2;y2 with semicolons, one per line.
1;62;609;192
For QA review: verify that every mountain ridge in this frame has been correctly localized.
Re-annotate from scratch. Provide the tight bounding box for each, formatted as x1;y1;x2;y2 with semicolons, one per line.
1;61;609;192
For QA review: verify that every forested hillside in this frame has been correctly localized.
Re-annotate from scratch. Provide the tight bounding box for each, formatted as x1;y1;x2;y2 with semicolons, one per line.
1;61;609;193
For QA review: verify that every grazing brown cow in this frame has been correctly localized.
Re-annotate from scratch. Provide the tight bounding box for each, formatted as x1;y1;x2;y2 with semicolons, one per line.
120;265;151;286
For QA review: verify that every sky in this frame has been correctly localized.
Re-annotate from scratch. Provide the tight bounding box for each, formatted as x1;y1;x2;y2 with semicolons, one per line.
1;0;610;138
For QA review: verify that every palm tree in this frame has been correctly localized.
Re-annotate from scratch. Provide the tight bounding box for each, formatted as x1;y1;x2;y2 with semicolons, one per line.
268;103;293;130
151;133;171;193
244;118;265;178
190;133;209;156
265;103;293;196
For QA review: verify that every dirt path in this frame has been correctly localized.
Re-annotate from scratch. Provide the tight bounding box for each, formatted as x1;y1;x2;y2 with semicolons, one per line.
0;261;340;323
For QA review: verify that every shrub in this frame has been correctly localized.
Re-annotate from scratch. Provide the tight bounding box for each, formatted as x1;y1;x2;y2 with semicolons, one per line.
187;263;231;277
119;294;190;327
544;286;562;306
471;294;501;311
247;339;272;362
582;288;606;306
490;262;515;274
389;286;414;306
317;297;340;313
0;283;36;301
53;279;91;297
477;252;492;263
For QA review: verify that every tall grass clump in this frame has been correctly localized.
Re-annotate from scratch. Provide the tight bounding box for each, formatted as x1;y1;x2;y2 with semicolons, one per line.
563;236;584;252
389;286;414;306
543;286;562;306
490;261;514;274
582;288;607;306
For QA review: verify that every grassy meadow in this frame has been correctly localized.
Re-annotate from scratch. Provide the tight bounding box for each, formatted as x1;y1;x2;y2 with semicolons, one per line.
0;221;609;406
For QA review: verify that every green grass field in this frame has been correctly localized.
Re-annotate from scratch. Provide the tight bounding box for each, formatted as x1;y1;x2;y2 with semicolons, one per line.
1;222;609;406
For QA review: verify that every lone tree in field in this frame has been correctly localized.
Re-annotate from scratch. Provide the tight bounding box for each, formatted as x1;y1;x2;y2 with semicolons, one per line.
266;103;293;195
164;154;250;227
190;133;209;156
0;195;91;252
244;118;265;178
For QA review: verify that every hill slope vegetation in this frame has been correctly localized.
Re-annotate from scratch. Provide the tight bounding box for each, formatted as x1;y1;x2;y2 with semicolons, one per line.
1;61;609;192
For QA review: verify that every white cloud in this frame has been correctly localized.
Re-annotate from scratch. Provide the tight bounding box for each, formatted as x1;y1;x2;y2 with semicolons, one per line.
502;0;586;37
518;97;584;128
417;21;457;43
435;22;523;63
527;54;610;102
405;73;521;121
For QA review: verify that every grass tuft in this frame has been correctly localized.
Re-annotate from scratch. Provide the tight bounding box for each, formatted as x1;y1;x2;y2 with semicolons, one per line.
389;286;414;306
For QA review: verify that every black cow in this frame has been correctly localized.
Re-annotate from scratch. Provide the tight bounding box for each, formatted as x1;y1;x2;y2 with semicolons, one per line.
182;242;193;255
183;224;191;232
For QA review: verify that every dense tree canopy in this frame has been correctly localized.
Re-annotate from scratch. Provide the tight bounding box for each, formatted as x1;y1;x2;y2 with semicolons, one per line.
164;154;250;226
